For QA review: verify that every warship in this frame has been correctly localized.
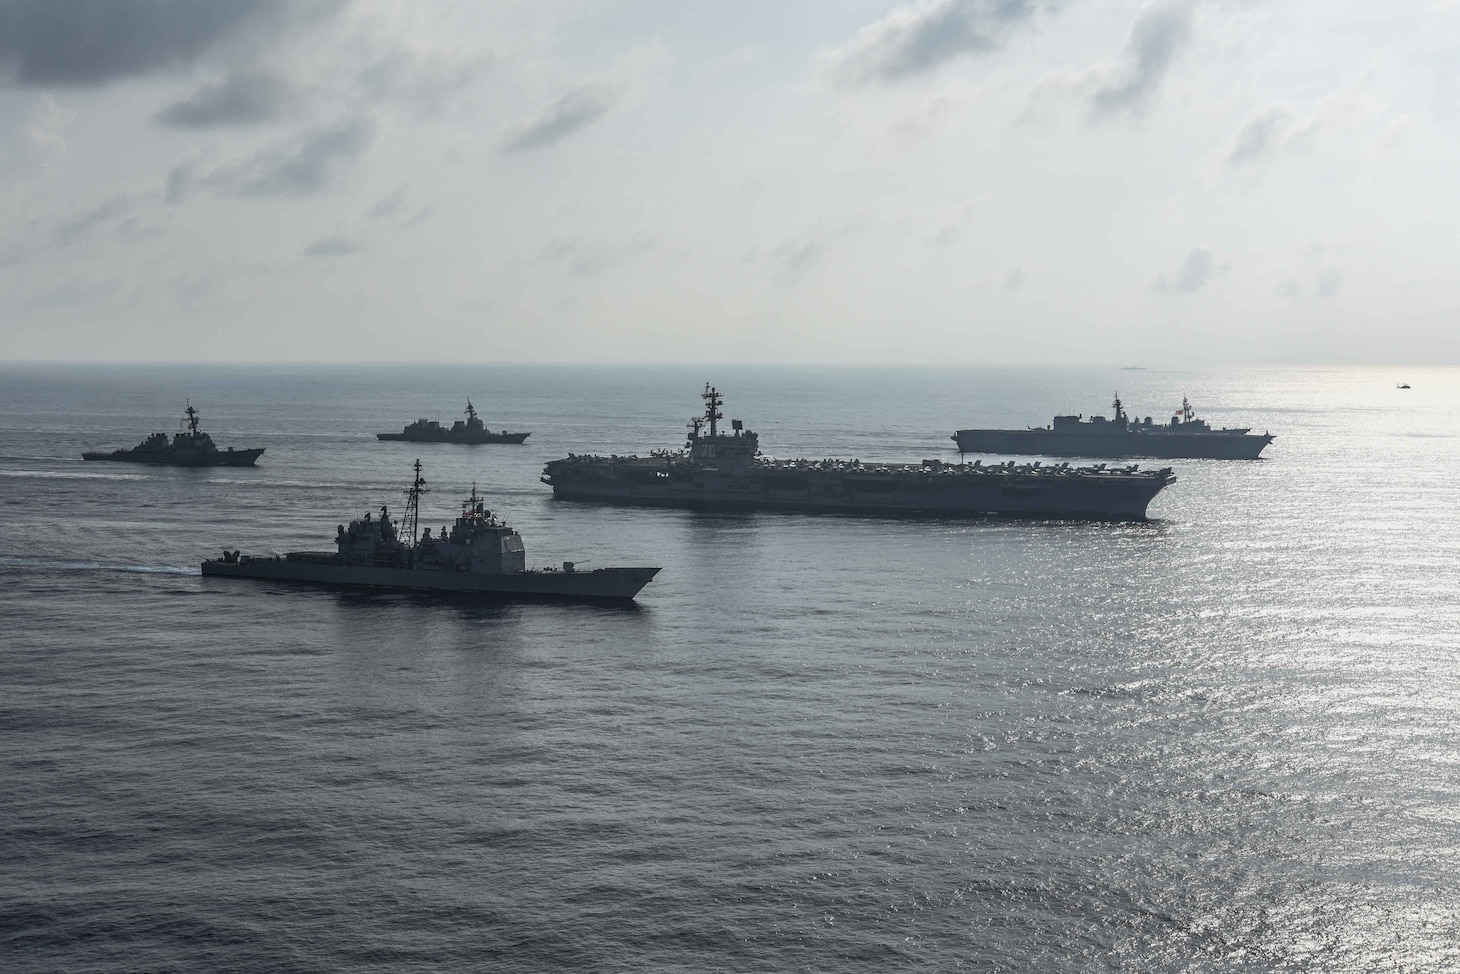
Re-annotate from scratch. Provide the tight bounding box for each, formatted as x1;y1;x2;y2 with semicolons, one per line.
541;386;1176;521
952;396;1274;460
83;404;264;466
377;398;529;444
202;460;659;601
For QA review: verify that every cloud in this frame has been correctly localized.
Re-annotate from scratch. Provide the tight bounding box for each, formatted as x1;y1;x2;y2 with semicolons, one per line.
1091;2;1192;117
766;237;831;286
366;186;405;219
541;234;654;277
304;235;362;257
0;0;346;87
25;276;121;308
155;71;292;127
826;0;1050;86
1003;267;1025;291
1224;77;1387;170
358;47;487;114
170;115;375;200
1226;106;1294;166
1315;267;1342;298
503;85;617;153
1153;247;1216;294
926;196;989;246
52;193;137;245
1276;277;1300;298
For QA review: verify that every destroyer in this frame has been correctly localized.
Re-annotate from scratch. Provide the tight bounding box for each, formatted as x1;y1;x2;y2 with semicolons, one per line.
952;396;1273;460
542;386;1176;521
83;404;264;466
377;398;529;444
203;461;659;600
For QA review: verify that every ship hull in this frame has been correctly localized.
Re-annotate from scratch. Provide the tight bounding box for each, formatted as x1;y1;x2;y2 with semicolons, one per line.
951;429;1271;460
376;432;530;444
543;471;1171;521
201;559;659;600
82;447;265;466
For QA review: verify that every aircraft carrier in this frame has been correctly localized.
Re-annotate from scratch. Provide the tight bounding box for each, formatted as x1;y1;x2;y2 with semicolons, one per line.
542;386;1176;521
952;396;1273;460
203;461;659;601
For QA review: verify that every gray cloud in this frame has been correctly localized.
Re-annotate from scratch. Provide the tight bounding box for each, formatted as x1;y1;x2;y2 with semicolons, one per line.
52;194;137;245
1276;277;1300;298
767;238;830;286
503;85;617;153
0;0;346;87
1226;106;1293;166
155;71;292;127
26;276;121;308
1315;267;1342;298
304;235;362;257
1003;267;1025;291
358;50;487;114
170;116;375;200
366;186;406;219
829;0;1049;86
1091;2;1192;117
541;234;654;277
1154;247;1216;294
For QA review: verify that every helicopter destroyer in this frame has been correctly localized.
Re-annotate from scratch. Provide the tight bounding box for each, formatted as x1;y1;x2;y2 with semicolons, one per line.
952;396;1273;460
541;386;1176;521
203;460;659;601
377;398;529;444
83;404;264;466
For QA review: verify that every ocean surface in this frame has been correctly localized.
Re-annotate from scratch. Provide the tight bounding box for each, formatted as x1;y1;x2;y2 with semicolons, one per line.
1;364;1457;973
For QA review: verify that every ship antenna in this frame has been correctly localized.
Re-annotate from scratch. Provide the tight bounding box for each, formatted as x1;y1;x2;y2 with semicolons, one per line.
182;401;200;436
702;383;723;438
465;398;477;421
403;458;429;546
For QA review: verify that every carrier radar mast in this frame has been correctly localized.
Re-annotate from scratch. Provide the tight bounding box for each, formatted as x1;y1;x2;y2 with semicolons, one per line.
702;384;723;438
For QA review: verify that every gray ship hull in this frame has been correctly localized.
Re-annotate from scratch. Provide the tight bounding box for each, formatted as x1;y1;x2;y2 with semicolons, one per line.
377;431;529;444
544;470;1171;520
202;558;659;600
952;429;1271;460
83;447;265;466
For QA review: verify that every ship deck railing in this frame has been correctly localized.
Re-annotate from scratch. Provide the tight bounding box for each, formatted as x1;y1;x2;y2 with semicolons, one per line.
549;453;1172;480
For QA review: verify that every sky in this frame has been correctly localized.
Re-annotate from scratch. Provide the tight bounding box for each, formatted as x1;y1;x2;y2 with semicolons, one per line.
0;0;1457;365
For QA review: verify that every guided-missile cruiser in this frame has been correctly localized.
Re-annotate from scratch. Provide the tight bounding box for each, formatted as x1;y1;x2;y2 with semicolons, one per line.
203;461;659;601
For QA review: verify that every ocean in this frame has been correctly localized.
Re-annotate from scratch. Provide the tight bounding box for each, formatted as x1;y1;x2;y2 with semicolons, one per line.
2;364;1457;972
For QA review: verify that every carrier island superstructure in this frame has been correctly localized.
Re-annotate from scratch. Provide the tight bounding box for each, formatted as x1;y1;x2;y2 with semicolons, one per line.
203;461;659;600
542;386;1176;521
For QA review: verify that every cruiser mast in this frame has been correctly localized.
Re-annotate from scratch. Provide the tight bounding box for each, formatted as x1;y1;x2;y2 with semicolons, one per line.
403;458;429;546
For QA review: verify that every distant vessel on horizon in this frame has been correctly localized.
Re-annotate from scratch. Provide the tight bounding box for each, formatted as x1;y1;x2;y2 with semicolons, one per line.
952;396;1273;460
82;404;264;466
542;385;1176;521
377;398;529;444
203;460;659;601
